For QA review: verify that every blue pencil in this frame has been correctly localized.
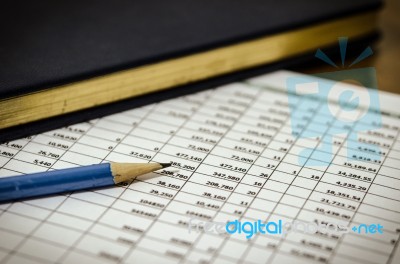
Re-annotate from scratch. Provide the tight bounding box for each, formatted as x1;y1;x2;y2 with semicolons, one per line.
0;162;171;203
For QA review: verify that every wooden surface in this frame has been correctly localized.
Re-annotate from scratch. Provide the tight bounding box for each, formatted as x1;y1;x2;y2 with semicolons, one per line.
374;0;400;94
295;0;400;94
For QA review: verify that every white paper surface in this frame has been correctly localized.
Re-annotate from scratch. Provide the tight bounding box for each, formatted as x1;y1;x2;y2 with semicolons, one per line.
0;70;399;264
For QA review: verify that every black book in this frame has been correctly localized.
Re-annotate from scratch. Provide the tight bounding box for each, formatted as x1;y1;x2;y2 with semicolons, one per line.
0;0;382;141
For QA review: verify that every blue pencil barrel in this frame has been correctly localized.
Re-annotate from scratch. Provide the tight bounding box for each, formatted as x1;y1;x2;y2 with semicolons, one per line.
0;163;114;203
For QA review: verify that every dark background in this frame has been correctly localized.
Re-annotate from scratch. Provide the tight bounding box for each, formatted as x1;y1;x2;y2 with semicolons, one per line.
297;0;400;94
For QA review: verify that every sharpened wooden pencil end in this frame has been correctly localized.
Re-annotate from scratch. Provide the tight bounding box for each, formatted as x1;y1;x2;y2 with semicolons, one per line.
111;162;166;184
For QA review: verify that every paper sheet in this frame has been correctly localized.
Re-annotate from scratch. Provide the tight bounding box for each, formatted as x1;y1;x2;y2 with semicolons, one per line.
0;70;399;264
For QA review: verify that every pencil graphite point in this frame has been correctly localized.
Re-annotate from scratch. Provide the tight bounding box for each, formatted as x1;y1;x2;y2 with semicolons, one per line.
160;163;172;169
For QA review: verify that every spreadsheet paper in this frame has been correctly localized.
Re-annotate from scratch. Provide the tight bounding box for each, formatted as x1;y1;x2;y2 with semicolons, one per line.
0;70;399;264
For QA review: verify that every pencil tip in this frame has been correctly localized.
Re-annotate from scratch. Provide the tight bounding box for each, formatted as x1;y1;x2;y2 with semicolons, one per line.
160;162;172;168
